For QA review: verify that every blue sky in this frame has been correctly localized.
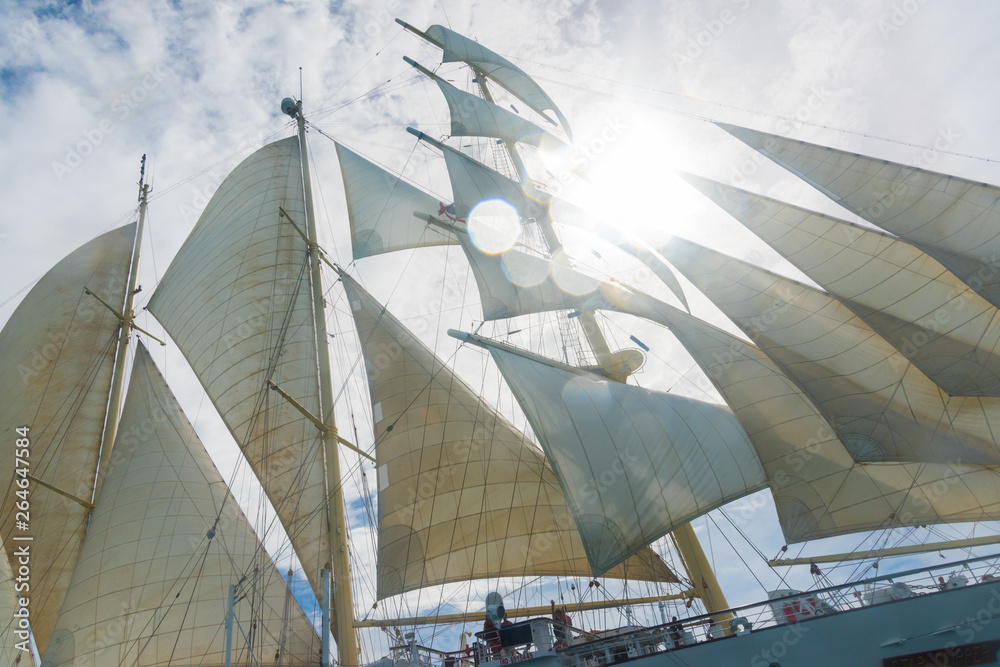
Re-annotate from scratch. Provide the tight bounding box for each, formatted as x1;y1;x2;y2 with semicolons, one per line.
3;0;1000;663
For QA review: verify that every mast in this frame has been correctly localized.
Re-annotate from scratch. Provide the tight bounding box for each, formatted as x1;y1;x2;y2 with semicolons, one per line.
291;100;359;667
94;156;148;500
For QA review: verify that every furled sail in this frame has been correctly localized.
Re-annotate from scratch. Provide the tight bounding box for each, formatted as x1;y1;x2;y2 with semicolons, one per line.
594;289;1000;542
681;174;1000;396
339;272;676;598
148;137;331;605
42;345;318;667
419;23;573;140
434;79;564;149
662;238;1000;466
335;142;457;259
478;339;767;575
719;124;1000;309
0;223;136;649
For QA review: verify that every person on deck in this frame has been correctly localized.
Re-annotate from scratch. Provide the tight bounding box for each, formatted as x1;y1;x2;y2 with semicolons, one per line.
551;600;571;644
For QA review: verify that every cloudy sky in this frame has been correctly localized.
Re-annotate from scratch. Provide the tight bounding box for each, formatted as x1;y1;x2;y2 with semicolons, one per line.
3;0;1000;661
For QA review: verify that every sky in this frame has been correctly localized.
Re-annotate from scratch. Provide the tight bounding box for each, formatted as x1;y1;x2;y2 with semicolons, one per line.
3;0;1000;663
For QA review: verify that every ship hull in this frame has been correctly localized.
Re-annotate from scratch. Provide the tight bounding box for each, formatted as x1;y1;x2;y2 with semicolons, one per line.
562;580;1000;667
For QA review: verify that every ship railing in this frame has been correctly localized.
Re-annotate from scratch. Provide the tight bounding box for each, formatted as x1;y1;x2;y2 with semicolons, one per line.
470;618;570;665
554;553;1000;667
388;641;471;667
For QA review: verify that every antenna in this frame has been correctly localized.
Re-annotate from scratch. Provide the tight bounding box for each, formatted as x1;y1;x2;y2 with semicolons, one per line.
299;67;303;104
137;154;146;201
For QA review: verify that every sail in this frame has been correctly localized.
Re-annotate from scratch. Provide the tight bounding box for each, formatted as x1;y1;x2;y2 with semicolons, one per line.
42;346;318;667
594;289;1000;542
482;342;767;575
719;124;1000;308
439;141;547;220
681;174;1000;396
662;239;1000;466
422;24;573;140
147;137;331;605
335;142;457;259
0;223;136;649
458;237;600;320
339;272;676;598
434;79;564;149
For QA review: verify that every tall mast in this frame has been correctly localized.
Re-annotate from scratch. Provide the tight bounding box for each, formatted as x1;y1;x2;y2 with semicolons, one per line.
93;155;149;501
292;101;359;666
474;73;733;616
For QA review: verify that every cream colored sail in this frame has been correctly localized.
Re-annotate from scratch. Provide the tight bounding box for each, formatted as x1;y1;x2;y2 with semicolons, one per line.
662;239;1000;465
335;141;457;259
42;345;318;667
719;124;1000;308
339;272;676;598
0;223;136;650
482;341;767;575
681;173;1000;396
434;79;564;149
147;137;330;605
419;23;572;140
593;288;1000;542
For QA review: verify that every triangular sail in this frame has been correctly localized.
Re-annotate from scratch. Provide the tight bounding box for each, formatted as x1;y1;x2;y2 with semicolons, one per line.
147;137;331;605
481;340;767;575
438;142;546;220
0;223;136;649
420;23;573;140
719;124;1000;309
681;173;1000;396
434;79;564;149
593;288;1000;542
662;238;1000;466
42;345;318;666
340;272;676;598
335;142;457;259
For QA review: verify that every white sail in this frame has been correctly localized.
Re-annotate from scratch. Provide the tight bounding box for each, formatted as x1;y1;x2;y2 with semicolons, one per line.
434;79;564;149
147;137;331;605
662;238;1000;466
335;141;457;259
439;141;547;220
594;289;1000;542
42;345;319;667
0;223;136;650
483;342;767;575
719;124;1000;308
422;24;573;140
340;272;676;598
681;173;1000;396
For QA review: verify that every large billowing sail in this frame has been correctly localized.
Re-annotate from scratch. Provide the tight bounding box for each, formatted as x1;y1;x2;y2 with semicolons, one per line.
335;142;456;259
594;289;1000;542
434;79;564;149
481;341;767;575
662;239;1000;466
0;223;136;649
339;272;675;598
42;346;318;667
420;23;572;140
681;174;1000;396
148;137;331;605
719;124;1000;309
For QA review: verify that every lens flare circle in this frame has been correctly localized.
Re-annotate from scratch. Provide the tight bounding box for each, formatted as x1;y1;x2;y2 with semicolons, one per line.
468;199;521;254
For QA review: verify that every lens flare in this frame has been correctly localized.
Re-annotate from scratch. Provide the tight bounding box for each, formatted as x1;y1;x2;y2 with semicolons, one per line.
468;199;521;254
